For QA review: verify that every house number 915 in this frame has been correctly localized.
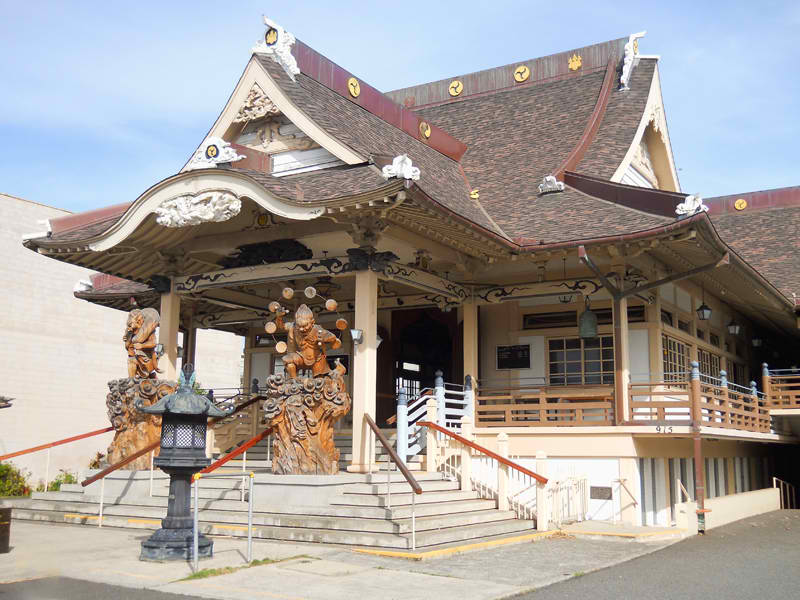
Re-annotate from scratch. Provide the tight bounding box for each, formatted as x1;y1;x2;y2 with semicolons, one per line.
655;426;673;433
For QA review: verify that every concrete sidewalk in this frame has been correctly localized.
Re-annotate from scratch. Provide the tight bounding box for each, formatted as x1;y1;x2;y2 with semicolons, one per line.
0;521;674;599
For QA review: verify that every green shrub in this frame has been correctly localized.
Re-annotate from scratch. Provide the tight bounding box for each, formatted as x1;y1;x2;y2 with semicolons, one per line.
35;469;78;492
0;462;32;497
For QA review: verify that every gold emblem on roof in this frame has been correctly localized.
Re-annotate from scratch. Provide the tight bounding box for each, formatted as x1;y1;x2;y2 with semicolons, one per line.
419;121;431;139
734;198;748;211
449;80;464;96
470;189;480;199
347;77;361;98
514;65;530;82
265;27;278;46
633;38;640;54
568;53;582;71
205;144;219;159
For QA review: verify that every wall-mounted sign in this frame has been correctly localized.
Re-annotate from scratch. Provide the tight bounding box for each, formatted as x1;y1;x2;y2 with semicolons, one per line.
496;344;530;370
590;486;613;500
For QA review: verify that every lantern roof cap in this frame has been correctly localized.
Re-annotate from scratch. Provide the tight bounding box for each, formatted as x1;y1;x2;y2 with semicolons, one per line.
137;366;232;417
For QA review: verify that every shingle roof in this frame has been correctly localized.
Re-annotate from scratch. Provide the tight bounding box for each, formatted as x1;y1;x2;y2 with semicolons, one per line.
256;56;507;239
707;187;800;301
576;59;655;177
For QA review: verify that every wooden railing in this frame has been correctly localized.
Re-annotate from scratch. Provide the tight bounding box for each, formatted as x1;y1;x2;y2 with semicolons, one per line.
629;377;769;433
764;371;800;409
476;385;614;427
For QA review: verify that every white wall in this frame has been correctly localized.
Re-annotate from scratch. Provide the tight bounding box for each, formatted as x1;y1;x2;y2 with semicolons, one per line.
0;194;242;484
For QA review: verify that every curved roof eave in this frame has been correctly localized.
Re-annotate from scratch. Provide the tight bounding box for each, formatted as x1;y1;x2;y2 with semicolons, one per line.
27;168;398;253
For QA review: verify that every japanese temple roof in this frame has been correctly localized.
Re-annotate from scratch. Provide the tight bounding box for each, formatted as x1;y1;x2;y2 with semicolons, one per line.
706;186;800;303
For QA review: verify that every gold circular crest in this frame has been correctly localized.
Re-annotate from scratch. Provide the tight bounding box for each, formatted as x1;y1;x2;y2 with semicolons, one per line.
514;65;530;83
448;80;464;96
419;121;431;139
265;27;278;46
347;77;361;98
205;144;219;159
256;214;269;226
734;198;748;211
470;189;480;199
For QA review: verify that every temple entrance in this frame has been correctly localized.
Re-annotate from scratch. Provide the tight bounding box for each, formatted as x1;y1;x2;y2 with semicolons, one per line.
384;309;457;421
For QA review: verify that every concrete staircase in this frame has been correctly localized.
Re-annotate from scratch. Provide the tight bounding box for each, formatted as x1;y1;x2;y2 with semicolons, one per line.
2;472;534;549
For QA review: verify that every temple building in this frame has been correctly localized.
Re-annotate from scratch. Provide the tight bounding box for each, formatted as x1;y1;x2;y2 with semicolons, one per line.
15;21;800;533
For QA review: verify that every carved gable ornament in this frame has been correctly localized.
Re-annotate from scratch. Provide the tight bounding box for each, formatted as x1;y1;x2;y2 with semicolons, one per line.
381;154;421;181
252;16;300;81
675;194;709;217
155;191;242;228
187;136;246;170
233;84;281;123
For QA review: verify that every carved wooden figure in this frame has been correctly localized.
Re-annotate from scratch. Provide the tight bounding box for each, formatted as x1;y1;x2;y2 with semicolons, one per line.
106;308;175;470
262;298;351;474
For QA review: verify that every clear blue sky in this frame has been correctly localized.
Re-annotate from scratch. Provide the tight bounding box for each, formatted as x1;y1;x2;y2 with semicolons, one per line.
1;1;798;213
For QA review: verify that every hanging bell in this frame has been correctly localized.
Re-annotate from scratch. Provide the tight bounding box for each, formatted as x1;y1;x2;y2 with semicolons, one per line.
579;296;598;340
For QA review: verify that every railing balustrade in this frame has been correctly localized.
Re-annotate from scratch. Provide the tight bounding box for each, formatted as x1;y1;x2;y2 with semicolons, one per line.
763;365;800;409
476;382;614;427
773;477;797;509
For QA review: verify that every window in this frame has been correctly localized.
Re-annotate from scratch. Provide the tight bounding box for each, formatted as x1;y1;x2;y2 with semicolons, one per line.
710;333;721;348
548;336;614;385
678;319;692;334
731;363;748;387
661;310;674;327
662;334;689;382
697;329;706;341
698;349;721;381
523;311;576;330
595;306;646;325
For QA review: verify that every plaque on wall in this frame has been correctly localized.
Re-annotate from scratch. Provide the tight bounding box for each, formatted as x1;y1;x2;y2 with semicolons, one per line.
496;344;531;370
590;486;613;500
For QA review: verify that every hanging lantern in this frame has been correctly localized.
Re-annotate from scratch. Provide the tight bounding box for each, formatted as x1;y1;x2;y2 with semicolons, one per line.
579;296;598;340
558;257;574;304
696;283;711;321
727;320;741;336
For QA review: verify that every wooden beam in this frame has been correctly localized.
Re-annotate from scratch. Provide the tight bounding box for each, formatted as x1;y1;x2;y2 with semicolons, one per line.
578;246;621;297
618;252;730;299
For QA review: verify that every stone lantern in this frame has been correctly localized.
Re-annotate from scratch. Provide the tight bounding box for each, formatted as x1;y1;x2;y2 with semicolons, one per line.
136;365;233;561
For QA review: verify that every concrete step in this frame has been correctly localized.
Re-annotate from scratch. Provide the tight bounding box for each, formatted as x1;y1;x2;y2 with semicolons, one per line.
332;489;480;507
4;497;517;536
7;503;531;549
343;480;459;494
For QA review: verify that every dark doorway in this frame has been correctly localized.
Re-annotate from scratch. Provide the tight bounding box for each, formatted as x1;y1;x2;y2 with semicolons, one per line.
392;309;457;400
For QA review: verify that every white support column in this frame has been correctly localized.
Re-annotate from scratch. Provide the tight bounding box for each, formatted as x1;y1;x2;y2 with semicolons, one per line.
497;432;509;511
348;269;379;473
159;280;181;381
460;416;473;492
462;299;479;393
535;450;549;531
425;398;438;473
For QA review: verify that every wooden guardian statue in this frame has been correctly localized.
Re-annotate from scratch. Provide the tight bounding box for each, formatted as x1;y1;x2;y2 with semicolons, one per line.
262;291;351;474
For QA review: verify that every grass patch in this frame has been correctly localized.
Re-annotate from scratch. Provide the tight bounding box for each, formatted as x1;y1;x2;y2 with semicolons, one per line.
573;571;585;578
180;554;313;581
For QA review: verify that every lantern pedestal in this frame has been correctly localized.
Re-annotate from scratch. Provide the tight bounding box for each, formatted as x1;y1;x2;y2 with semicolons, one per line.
140;462;212;561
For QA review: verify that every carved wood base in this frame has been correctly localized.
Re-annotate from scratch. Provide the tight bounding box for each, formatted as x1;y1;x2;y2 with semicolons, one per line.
261;367;351;475
106;377;176;470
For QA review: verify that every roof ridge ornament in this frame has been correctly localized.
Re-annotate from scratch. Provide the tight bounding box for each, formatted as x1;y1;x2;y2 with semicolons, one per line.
381;154;421;181
619;31;647;91
187;136;246;171
675;194;709;217
155;191;242;228
252;16;300;81
538;175;565;195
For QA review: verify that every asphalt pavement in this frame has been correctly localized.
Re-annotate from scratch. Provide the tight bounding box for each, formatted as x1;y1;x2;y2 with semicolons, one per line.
512;510;800;599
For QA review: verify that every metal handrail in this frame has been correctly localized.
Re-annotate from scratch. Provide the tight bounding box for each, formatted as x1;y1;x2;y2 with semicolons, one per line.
365;414;421;494
81;394;264;487
196;427;274;477
0;426;114;462
615;478;639;507
417;420;547;484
